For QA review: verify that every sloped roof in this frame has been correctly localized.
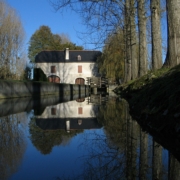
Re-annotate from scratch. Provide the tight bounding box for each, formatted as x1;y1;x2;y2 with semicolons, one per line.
35;50;102;63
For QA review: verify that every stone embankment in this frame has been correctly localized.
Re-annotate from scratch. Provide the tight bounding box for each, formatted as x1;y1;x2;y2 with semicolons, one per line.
0;80;89;99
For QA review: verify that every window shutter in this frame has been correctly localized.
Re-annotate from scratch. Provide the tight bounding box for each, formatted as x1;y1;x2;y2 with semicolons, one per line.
78;65;82;73
78;107;83;114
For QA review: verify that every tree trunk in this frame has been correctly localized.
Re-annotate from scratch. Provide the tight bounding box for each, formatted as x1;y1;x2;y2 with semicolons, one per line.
130;0;138;79
137;0;148;77
124;0;132;82
164;0;180;67
151;0;162;70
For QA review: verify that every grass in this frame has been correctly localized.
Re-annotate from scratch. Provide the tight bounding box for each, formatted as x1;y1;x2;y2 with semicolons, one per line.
113;65;180;158
114;64;180;124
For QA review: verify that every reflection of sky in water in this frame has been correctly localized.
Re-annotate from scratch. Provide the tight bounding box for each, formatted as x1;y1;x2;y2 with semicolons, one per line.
0;98;179;179
10;126;104;179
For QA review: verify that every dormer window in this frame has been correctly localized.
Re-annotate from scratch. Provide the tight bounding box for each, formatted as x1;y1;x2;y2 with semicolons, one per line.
77;55;81;61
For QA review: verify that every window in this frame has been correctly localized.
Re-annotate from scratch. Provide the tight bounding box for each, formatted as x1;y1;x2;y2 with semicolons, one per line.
77;55;81;61
78;107;83;114
78;65;82;73
48;75;60;83
51;66;56;73
51;108;56;115
75;78;85;85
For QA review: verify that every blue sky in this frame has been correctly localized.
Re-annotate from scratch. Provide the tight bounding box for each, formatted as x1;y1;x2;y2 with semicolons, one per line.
7;0;92;50
6;0;167;62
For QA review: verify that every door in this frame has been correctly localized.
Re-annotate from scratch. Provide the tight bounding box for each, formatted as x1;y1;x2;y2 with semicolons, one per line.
75;78;85;85
48;75;60;83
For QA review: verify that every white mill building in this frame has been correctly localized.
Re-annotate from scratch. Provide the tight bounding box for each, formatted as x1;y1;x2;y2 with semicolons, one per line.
35;48;101;84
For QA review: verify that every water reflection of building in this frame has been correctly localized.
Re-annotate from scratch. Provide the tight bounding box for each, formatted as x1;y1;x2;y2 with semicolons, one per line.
35;97;102;132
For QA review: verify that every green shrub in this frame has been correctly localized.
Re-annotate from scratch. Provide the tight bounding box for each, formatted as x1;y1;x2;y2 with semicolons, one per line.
33;68;48;82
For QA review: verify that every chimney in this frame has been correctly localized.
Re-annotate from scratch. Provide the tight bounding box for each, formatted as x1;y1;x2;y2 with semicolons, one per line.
65;48;69;60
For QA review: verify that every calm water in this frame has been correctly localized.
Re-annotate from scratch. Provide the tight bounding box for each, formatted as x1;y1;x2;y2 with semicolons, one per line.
1;94;180;180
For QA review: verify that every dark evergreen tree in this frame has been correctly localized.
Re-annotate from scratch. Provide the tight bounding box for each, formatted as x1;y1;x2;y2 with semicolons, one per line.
28;26;56;62
28;25;83;63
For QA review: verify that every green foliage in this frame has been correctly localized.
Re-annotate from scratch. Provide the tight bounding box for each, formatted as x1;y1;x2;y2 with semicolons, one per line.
28;25;83;62
28;26;55;62
33;68;48;82
97;30;124;83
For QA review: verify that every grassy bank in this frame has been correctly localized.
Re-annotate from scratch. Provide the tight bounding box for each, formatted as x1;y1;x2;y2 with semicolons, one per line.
114;65;180;119
114;64;180;137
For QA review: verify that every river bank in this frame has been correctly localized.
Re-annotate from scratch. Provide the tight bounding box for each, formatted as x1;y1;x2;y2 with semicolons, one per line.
113;64;180;159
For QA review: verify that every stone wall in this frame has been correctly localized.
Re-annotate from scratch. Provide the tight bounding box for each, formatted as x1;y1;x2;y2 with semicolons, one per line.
0;80;90;99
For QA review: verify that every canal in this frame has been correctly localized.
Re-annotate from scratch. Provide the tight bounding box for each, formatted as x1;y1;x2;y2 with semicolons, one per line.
1;94;180;180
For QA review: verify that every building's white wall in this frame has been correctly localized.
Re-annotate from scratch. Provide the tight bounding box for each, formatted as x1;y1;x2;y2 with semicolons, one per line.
36;62;98;84
36;98;97;118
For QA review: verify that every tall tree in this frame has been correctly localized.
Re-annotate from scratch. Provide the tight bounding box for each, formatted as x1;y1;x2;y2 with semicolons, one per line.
98;30;124;83
28;25;56;63
124;0;138;82
0;0;26;80
28;25;83;63
137;0;148;76
151;0;162;70
130;0;138;79
124;0;132;82
164;0;180;67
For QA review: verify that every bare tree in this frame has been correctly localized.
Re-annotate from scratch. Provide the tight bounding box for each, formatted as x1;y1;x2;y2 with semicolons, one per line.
49;0;171;83
50;0;124;47
0;0;26;80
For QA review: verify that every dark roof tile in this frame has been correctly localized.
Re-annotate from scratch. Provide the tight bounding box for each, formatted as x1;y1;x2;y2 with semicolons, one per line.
35;50;102;63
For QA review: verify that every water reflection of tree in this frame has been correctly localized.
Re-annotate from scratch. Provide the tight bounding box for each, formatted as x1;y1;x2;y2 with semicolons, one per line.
29;117;83;154
77;131;125;179
77;98;180;179
0;113;26;180
98;98;139;179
